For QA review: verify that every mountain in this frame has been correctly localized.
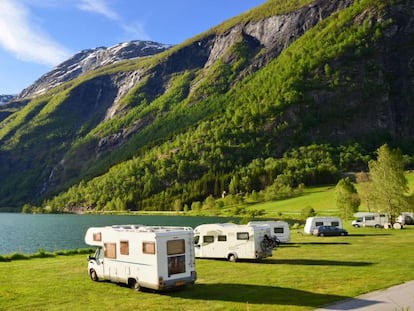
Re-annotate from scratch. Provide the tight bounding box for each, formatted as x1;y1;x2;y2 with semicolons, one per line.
16;40;172;99
1;0;413;211
0;95;14;105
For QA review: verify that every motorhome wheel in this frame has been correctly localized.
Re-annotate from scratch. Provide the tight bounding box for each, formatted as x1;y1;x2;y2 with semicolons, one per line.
228;254;237;262
129;278;141;291
89;269;98;281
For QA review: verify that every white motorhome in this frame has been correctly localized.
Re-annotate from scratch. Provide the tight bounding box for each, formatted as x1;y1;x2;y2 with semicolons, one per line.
352;212;389;228
248;220;291;243
304;217;343;234
193;223;274;262
84;225;196;291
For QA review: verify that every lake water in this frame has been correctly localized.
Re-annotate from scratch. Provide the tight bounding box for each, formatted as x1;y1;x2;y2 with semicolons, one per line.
0;213;239;255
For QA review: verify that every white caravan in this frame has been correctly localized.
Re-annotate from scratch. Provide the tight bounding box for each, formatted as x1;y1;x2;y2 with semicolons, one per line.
84;225;196;291
248;220;291;243
304;217;343;234
193;223;274;262
352;212;389;228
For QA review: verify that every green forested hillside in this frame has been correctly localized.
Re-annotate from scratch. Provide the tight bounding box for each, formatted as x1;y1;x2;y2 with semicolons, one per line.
1;0;414;212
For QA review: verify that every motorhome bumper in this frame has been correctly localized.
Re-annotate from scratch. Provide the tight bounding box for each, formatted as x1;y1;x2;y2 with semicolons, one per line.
160;273;196;290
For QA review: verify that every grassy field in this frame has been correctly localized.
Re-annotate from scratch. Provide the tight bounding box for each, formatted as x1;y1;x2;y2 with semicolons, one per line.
1;226;414;311
2;173;414;310
247;172;414;219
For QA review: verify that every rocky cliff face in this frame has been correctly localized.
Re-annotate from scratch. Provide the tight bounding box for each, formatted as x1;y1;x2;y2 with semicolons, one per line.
17;40;171;99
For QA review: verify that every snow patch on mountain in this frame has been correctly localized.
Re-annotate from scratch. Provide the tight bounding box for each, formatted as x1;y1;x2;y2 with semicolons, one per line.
17;40;172;99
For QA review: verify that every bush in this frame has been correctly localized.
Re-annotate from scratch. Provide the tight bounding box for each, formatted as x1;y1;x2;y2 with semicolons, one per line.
301;206;316;219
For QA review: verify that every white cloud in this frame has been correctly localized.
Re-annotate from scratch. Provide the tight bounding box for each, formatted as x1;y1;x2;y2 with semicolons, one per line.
121;21;150;41
78;0;120;20
0;0;71;66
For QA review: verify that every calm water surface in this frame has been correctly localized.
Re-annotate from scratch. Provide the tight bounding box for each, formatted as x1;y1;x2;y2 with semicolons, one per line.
0;213;238;255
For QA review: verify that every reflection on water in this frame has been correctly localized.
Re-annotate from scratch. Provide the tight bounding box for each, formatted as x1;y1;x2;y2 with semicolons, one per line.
0;213;239;254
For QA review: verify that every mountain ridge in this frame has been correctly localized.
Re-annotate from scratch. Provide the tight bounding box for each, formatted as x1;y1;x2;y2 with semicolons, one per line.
1;0;414;211
16;40;172;100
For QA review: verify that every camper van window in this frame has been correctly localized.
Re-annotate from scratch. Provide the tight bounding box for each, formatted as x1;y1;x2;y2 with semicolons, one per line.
218;235;227;241
366;216;374;221
167;239;185;255
315;222;323;227
274;228;284;234
168;255;186;275
143;242;156;255
120;241;129;255
237;232;249;240
104;243;116;259
93;232;101;241
331;221;339;227
203;236;214;243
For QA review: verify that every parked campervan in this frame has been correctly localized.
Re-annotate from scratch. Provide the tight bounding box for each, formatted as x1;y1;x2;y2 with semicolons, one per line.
304;217;343;234
352;212;389;228
194;223;274;262
84;225;196;291
248;220;290;243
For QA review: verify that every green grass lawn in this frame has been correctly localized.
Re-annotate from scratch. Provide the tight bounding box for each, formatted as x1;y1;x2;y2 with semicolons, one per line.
2;226;414;311
246;172;414;220
248;185;338;218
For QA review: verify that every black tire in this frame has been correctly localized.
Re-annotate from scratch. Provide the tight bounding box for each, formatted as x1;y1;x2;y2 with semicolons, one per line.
374;224;381;228
129;279;141;291
228;254;237;262
90;269;98;282
319;233;324;237
353;224;360;228
340;232;345;236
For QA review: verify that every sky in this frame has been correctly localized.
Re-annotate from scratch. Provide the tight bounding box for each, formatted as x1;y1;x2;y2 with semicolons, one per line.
0;0;266;95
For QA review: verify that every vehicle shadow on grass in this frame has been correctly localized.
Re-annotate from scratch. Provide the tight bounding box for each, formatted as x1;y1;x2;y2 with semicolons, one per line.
169;283;368;308
260;258;374;266
288;242;351;245
346;233;392;237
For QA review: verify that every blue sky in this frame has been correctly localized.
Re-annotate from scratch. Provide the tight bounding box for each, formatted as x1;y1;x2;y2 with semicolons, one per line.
0;0;266;95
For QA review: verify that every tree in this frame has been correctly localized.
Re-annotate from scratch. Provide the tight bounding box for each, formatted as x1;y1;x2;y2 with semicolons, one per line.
368;144;409;223
335;177;360;219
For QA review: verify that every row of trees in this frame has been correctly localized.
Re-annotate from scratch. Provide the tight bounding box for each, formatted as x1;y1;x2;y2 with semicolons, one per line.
335;144;411;221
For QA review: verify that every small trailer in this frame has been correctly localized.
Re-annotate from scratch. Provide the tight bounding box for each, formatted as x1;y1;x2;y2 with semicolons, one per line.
193;223;274;262
84;225;196;291
304;217;343;234
248;220;291;243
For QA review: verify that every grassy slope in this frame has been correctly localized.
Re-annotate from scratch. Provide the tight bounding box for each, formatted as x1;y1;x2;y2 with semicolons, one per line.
1;227;414;311
246;172;414;219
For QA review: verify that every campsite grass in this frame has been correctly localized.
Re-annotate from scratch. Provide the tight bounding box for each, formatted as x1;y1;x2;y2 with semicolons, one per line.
1;226;414;311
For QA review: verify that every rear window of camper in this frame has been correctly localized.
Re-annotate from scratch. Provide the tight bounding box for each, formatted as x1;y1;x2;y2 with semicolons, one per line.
167;240;186;276
143;241;156;254
274;227;284;234
315;222;323;227
331;221;340;226
237;232;249;240
167;239;185;255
